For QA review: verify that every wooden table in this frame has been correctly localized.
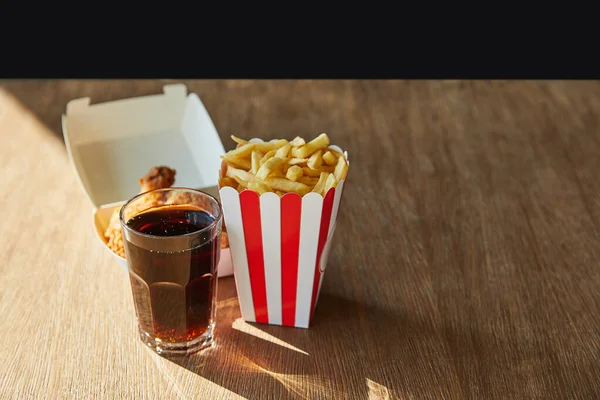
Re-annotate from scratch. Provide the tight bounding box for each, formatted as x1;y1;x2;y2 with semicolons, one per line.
1;80;600;399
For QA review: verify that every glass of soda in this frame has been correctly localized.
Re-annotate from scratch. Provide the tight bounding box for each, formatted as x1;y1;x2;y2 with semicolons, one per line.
119;188;222;356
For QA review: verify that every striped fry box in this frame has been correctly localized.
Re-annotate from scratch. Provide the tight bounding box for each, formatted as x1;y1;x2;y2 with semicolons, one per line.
218;141;349;328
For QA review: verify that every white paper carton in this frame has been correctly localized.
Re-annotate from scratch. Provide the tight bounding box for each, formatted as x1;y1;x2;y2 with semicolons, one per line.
219;139;349;328
62;84;233;278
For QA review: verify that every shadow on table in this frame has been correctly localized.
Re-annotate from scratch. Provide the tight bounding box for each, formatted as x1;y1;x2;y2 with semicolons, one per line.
164;290;466;399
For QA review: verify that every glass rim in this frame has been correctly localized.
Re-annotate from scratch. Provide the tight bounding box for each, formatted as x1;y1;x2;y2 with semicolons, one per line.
119;187;223;241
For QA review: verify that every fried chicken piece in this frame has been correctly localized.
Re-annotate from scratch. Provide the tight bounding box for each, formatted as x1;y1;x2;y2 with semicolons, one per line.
103;165;230;258
163;190;214;209
136;166;178;208
105;207;125;258
104;166;177;258
139;166;177;192
221;230;229;249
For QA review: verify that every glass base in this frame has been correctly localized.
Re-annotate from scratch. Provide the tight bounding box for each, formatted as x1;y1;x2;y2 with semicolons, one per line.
139;324;215;356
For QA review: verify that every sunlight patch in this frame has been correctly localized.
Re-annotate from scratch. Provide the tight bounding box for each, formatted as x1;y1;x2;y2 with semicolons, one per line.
367;378;391;400
238;354;340;399
232;318;309;355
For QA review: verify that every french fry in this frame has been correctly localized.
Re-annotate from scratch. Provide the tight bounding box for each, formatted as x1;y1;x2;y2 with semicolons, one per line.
302;166;335;177
225;156;251;170
288;158;308;166
328;148;344;158
275;143;291;159
286;165;303;182
248;181;272;195
256;157;286;180
224;143;254;160
233;176;249;188
312;172;330;194
302;168;321;177
276;191;287;197
322;150;337;165
307;149;323;169
322;173;337;195
291;133;330;158
231;135;249;145
251;151;261;174
219;176;237;188
260;150;277;166
253;139;288;153
226;165;254;183
264;177;311;196
298;176;319;186
333;155;349;182
270;169;286;178
289;136;306;147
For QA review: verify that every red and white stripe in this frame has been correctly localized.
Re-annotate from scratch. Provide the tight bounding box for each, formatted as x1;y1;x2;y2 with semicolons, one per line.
220;166;347;328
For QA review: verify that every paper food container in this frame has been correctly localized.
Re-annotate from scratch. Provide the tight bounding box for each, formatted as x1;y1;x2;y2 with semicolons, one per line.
219;140;349;328
62;84;233;278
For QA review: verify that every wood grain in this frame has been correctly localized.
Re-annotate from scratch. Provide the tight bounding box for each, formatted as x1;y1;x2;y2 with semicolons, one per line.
1;80;600;399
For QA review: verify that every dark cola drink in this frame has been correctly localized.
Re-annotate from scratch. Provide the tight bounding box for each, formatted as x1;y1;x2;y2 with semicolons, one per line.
123;205;221;354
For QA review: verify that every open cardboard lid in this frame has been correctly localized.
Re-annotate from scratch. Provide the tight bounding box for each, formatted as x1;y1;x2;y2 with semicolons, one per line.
62;84;225;208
